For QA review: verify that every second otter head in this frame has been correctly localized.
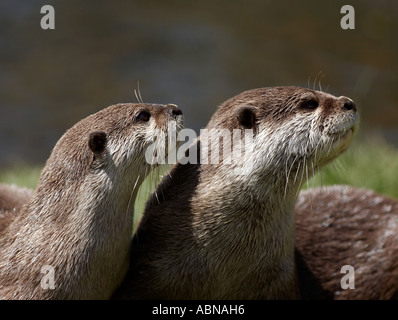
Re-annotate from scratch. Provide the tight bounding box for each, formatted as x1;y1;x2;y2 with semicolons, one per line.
85;103;184;172
206;86;358;191
38;103;184;193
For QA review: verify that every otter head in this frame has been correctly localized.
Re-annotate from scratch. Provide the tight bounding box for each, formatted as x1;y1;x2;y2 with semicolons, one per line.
37;103;184;194
207;86;358;195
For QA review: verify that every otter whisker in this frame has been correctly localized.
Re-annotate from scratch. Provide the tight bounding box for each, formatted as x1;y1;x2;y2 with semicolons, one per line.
306;161;316;214
313;71;321;90
305;158;310;189
313;136;324;163
318;73;325;93
293;161;301;186
284;154;299;198
134;81;144;104
310;161;316;185
156;167;165;204
331;159;345;186
134;90;140;103
324;136;335;159
127;174;141;219
325;84;330;94
151;159;161;206
137;81;144;103
284;156;290;195
297;157;307;197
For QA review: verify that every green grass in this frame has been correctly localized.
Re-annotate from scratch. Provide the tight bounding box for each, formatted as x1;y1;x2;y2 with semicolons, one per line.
0;165;42;190
132;165;171;229
1;136;397;219
305;136;398;199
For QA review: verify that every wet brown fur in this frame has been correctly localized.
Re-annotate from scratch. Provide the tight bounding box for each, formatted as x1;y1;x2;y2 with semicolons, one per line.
295;185;398;299
112;86;357;299
0;103;183;299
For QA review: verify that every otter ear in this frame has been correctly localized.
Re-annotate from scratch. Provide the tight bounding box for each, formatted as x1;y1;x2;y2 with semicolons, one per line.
236;106;256;130
88;131;107;156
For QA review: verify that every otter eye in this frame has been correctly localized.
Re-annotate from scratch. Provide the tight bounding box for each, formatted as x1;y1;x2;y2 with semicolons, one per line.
300;99;319;110
137;110;151;122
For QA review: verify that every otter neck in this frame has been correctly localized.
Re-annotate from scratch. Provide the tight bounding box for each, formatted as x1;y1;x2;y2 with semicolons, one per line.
196;165;300;243
192;165;301;299
5;168;143;299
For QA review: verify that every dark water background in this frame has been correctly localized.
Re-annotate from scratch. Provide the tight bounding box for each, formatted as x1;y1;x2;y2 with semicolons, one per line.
1;0;397;167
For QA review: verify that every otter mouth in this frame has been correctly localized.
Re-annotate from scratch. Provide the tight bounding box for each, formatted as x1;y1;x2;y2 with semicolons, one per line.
329;125;356;156
329;126;354;144
339;127;354;141
329;116;358;143
314;125;355;169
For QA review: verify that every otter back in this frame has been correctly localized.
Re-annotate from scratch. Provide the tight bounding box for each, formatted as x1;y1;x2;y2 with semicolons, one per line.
296;185;398;300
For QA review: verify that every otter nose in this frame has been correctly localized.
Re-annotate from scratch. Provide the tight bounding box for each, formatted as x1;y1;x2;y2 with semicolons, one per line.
171;108;183;116
342;99;357;112
166;104;183;117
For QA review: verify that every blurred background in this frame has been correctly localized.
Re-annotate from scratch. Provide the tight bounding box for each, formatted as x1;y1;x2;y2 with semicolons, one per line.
1;0;397;198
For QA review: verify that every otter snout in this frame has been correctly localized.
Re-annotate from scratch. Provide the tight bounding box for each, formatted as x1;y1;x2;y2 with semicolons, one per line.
333;96;359;135
166;104;183;117
339;97;357;112
155;104;183;130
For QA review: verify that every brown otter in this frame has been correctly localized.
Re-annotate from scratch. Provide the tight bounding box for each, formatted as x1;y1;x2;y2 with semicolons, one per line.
295;185;398;299
112;86;358;299
0;103;183;299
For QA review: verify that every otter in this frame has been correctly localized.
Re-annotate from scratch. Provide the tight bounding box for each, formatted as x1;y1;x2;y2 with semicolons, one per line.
295;185;398;299
0;184;33;235
112;86;358;299
0;103;183;299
